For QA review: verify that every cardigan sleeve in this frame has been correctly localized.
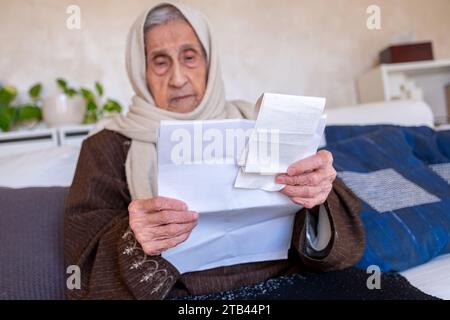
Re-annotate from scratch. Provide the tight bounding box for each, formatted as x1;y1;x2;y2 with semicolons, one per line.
304;204;332;252
64;130;179;300
291;177;366;271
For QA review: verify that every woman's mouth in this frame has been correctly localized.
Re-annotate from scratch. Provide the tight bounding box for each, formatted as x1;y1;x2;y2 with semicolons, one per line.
171;94;195;103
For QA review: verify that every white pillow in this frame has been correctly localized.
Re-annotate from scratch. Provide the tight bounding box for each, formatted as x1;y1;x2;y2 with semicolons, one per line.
0;146;80;188
320;100;435;146
326;100;435;128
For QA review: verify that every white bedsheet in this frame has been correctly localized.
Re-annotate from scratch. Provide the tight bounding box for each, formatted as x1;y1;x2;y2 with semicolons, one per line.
401;254;450;300
0;146;80;188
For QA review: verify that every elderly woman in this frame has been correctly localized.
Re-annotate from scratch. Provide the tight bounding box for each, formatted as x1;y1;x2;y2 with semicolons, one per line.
64;2;364;300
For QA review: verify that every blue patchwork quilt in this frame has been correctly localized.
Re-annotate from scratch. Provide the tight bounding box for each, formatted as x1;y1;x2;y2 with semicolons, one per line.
323;125;450;272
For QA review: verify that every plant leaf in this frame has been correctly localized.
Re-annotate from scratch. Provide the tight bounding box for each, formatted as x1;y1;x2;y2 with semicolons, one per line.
103;99;122;113
15;104;42;122
80;88;95;101
95;81;104;96
0;106;16;132
65;88;78;97
56;78;67;90
83;110;98;124
29;83;42;99
0;86;17;107
86;99;97;111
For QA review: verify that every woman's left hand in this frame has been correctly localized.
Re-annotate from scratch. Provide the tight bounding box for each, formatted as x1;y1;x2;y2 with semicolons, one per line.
276;150;337;209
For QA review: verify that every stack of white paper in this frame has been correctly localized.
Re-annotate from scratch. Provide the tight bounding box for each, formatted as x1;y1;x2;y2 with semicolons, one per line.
157;119;299;274
156;94;327;274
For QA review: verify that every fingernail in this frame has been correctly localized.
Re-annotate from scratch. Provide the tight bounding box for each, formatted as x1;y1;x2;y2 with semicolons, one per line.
287;168;295;176
276;176;285;183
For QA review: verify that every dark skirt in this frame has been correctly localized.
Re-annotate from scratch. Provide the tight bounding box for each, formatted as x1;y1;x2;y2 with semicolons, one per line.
173;267;438;300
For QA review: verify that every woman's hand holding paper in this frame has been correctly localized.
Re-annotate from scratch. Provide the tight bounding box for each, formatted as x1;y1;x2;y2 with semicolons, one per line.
276;150;336;208
128;196;198;255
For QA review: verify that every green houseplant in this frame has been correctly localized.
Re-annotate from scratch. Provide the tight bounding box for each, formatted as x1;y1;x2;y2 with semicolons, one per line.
1;79;123;131
42;79;85;127
0;83;43;132
79;82;122;124
56;78;122;124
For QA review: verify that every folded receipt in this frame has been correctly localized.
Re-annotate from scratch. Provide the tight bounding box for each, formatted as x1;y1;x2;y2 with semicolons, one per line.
235;93;327;191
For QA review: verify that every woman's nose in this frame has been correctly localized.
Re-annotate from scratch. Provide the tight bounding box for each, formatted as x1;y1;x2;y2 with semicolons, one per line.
169;62;188;88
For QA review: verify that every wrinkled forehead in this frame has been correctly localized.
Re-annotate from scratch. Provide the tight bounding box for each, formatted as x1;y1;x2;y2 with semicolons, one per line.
144;20;207;60
143;4;209;61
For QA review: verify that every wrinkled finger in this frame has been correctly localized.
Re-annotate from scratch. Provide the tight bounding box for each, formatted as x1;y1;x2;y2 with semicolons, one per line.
277;170;326;186
280;185;324;198
151;221;198;240
287;150;333;176
286;155;323;177
144;210;198;226
292;192;329;209
129;196;187;214
142;232;192;254
290;166;336;186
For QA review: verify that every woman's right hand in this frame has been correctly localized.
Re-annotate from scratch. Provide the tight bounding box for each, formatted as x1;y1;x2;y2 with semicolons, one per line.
128;196;198;255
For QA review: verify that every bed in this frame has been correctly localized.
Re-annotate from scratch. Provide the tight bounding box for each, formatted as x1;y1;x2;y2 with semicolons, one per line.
401;253;450;299
0;99;448;299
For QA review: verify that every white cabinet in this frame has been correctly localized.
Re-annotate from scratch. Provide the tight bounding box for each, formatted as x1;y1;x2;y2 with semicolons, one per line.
0;128;58;157
0;124;94;157
357;59;450;125
58;125;94;147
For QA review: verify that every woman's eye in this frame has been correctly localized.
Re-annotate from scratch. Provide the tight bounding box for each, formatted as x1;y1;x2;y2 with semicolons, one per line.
184;52;197;64
153;56;169;67
151;57;170;75
155;60;167;66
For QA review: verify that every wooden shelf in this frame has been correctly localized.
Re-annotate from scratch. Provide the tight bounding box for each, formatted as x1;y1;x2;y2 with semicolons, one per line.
357;59;450;125
380;59;450;73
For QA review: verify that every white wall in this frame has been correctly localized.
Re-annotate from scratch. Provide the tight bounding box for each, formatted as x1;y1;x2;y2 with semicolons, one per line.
1;0;449;110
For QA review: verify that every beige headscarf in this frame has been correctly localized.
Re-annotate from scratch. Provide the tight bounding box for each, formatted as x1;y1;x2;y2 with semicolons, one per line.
103;2;255;200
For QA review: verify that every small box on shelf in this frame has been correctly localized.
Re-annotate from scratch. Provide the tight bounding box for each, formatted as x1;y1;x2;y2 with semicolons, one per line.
379;42;434;64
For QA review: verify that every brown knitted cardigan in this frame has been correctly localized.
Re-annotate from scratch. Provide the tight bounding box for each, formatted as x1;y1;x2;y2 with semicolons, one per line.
64;129;365;300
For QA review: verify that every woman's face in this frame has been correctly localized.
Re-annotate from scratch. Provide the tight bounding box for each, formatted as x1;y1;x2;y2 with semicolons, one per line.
145;19;207;113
